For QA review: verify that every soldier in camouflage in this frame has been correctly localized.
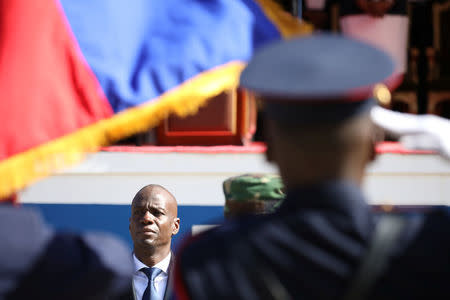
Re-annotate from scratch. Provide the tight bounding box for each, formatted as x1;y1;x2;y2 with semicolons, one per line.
222;174;285;219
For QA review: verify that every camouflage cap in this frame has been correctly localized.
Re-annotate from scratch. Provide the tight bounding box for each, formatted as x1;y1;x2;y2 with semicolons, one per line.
223;174;285;217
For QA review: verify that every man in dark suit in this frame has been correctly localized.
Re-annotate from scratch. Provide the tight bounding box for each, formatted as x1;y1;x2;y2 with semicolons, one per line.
1;195;134;300
173;34;450;299
129;184;180;300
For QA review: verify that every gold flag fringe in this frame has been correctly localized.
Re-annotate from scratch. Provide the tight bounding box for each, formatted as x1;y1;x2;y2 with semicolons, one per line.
0;62;244;199
255;0;313;38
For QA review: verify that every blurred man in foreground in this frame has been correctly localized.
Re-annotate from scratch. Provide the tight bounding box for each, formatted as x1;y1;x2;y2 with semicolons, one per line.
129;184;180;300
1;195;133;300
174;34;450;299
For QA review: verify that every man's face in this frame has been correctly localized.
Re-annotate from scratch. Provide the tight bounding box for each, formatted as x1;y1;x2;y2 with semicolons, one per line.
129;192;179;250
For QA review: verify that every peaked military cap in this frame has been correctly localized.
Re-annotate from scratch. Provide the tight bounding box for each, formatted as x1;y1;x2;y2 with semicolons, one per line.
223;174;285;217
240;33;395;123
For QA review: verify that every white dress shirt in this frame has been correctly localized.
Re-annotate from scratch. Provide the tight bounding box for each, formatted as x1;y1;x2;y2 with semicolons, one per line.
133;252;171;300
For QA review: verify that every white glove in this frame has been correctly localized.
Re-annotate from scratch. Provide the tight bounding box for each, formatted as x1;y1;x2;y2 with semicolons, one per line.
371;106;450;160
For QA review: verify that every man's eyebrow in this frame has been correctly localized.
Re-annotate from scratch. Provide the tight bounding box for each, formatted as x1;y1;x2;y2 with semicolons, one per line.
132;202;146;209
151;206;166;213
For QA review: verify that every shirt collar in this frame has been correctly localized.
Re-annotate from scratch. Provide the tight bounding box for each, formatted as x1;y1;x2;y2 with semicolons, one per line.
133;252;171;274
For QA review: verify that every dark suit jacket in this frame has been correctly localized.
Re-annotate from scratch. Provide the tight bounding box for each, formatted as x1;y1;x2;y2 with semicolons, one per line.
131;254;175;300
1;204;134;300
175;181;450;300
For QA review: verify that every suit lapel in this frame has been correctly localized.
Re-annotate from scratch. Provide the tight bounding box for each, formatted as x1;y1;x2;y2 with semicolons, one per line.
163;254;175;300
131;279;137;300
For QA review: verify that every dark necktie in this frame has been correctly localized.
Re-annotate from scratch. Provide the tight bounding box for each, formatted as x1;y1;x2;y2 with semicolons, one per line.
142;267;163;300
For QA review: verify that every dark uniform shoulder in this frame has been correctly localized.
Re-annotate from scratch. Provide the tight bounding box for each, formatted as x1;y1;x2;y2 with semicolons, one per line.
180;215;263;264
177;215;284;300
371;207;450;300
176;201;370;300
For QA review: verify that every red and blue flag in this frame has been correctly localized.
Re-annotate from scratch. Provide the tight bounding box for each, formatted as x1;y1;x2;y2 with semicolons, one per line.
0;0;311;199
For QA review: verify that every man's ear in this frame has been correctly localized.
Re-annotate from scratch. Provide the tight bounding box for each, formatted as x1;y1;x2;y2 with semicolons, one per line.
172;218;180;236
369;137;377;163
266;138;274;162
264;118;275;163
369;124;384;162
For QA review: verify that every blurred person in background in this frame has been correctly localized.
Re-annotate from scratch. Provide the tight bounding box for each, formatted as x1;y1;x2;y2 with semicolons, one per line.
0;194;133;300
339;0;409;90
223;173;285;219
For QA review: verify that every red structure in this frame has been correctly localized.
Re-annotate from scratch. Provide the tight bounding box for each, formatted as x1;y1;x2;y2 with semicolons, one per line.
157;89;257;146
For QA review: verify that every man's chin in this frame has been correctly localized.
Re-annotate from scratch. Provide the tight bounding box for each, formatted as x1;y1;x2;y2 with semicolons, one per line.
141;239;156;246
